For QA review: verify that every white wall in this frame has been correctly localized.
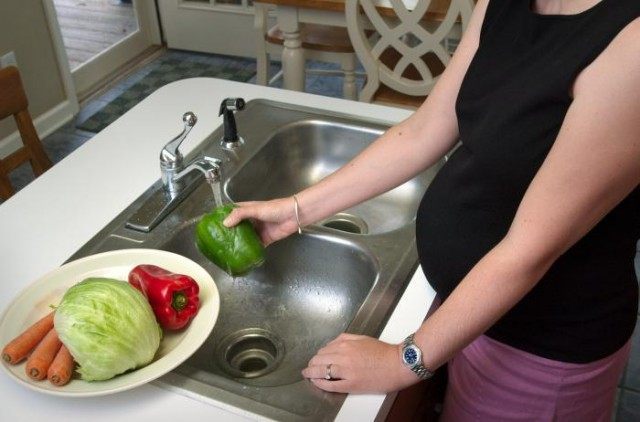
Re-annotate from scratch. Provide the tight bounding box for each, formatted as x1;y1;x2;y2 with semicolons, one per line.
0;0;76;157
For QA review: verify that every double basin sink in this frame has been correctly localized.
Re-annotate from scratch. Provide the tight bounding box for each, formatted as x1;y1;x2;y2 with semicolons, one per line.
68;100;443;421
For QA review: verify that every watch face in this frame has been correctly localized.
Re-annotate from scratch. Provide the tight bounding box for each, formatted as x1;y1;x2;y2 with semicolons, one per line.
403;346;419;366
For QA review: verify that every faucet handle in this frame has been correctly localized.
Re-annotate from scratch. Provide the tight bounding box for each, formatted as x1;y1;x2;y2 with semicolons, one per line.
160;111;198;168
183;111;197;126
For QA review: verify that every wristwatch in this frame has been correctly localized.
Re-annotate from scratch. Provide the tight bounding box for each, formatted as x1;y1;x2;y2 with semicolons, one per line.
401;333;433;380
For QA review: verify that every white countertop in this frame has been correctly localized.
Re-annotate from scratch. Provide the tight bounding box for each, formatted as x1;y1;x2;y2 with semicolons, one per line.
0;78;435;421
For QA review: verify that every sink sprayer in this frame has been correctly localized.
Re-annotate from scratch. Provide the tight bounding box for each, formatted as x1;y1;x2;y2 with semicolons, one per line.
219;97;246;149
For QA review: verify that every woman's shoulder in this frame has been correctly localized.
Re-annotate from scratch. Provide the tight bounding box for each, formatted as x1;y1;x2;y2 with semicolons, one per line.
602;17;640;69
575;17;640;95
613;16;640;45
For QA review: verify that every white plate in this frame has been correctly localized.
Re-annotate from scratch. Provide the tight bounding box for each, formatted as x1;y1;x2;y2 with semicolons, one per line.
0;249;219;397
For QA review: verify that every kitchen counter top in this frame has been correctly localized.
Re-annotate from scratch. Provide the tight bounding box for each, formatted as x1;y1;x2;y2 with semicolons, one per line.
0;78;435;421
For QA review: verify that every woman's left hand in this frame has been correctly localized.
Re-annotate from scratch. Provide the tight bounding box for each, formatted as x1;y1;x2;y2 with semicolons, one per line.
301;333;418;393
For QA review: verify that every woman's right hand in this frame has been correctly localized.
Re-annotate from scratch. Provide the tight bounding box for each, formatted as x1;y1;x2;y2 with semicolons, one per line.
223;197;299;246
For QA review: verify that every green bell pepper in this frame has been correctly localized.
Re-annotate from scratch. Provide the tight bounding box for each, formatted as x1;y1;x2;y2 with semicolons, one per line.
195;204;265;276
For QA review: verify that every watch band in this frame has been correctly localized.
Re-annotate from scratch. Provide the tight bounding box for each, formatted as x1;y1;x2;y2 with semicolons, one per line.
402;333;434;380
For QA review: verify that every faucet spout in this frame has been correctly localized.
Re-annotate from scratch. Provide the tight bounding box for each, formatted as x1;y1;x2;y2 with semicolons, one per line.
175;157;222;185
183;157;225;206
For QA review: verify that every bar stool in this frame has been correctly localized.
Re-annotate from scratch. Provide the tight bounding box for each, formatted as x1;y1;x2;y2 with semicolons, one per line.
254;3;358;100
345;0;475;108
0;66;53;200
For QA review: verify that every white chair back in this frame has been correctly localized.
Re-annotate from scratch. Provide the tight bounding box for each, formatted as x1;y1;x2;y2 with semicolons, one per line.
346;0;474;102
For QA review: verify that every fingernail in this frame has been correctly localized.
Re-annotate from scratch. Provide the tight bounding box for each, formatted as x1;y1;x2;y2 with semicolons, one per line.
222;218;231;227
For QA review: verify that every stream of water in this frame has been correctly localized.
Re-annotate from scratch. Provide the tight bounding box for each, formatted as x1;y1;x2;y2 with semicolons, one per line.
208;179;226;206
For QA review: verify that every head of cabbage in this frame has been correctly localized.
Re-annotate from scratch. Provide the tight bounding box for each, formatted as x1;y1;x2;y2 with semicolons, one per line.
54;278;162;381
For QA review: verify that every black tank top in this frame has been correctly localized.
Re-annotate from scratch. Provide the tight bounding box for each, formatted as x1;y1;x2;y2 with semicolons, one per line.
416;0;640;363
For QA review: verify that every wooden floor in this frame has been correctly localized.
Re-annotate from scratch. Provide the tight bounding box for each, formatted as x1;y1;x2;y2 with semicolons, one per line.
53;0;138;70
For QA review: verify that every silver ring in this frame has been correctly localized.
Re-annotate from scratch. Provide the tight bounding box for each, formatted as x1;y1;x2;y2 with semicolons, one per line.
325;363;332;380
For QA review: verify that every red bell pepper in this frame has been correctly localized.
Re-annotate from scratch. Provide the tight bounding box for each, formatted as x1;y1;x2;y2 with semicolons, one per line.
128;264;200;330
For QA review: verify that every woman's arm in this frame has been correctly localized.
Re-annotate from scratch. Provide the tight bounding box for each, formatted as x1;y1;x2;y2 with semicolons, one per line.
291;0;489;226
303;17;640;393
223;0;490;244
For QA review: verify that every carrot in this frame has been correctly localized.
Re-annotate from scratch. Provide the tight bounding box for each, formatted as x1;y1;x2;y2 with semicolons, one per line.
2;311;55;364
47;345;74;386
25;329;62;381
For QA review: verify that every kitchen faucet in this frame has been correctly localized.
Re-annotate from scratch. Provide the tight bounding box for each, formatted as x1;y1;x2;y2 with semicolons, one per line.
160;111;222;194
126;111;222;232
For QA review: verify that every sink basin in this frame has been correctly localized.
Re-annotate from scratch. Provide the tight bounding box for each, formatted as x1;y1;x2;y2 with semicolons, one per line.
161;222;378;388
226;119;438;235
67;100;444;421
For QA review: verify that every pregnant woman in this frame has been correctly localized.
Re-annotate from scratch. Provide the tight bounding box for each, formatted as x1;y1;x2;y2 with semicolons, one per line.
223;0;640;419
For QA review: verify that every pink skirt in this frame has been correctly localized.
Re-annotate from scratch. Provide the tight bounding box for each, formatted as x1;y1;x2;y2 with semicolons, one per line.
441;335;631;422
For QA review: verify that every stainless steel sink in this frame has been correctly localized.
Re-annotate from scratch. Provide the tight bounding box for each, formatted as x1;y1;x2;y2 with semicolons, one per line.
227;119;437;235
67;100;444;421
162;223;378;387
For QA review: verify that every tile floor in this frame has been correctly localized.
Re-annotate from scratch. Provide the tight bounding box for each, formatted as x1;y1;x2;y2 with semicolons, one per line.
3;49;639;421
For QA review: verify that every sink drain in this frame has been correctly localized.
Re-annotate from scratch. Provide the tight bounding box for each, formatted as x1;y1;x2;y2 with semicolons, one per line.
217;328;284;379
321;213;368;234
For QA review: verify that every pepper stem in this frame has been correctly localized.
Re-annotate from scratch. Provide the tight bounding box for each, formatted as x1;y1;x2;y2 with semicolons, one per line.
172;292;188;311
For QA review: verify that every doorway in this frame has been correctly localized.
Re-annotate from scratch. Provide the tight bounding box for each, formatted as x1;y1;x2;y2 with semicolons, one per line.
48;0;161;99
53;0;139;70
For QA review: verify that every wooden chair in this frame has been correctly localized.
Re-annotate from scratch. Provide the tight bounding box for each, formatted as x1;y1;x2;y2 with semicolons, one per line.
254;3;358;100
346;0;475;109
0;66;52;200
